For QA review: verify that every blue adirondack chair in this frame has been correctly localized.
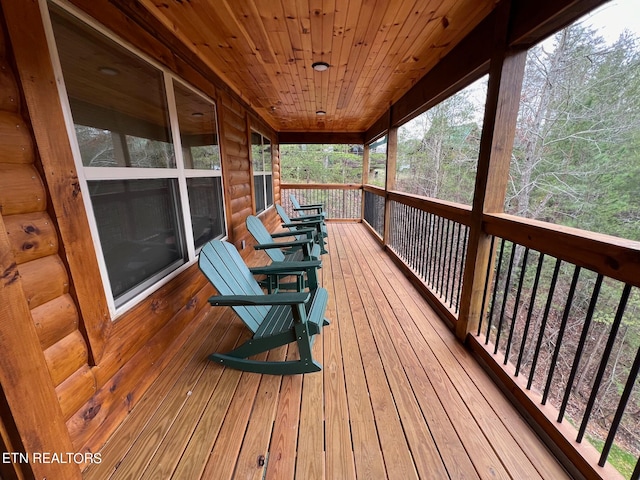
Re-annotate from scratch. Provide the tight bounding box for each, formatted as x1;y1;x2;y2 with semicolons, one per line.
198;240;329;375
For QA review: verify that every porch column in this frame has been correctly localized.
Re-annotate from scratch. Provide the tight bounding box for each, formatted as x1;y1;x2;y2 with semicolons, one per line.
382;126;398;245
456;2;527;340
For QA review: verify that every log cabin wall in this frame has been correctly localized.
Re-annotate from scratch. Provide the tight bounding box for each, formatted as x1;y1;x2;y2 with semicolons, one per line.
0;0;92;435
0;0;279;471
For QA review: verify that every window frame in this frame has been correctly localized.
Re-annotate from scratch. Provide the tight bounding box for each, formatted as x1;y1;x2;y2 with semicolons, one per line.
43;0;228;318
251;129;274;215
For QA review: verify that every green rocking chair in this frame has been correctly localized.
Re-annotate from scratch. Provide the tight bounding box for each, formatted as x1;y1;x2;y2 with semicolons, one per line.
198;240;329;375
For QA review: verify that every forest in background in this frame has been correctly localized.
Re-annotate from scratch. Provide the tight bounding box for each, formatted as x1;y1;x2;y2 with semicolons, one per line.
280;7;640;475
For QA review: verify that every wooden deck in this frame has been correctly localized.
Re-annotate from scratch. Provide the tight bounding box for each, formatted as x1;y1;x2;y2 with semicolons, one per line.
84;223;570;480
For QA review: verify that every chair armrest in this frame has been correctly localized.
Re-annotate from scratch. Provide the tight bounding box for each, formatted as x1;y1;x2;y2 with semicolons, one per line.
270;228;316;237
269;231;297;239
290;213;325;221
250;260;321;275
208;292;310;306
253;239;312;250
282;219;323;228
293;204;324;211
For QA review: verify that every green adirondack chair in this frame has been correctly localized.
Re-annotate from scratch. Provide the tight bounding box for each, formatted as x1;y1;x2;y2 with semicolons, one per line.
289;193;326;217
198;240;329;375
245;215;321;292
246;215;321;262
275;203;328;254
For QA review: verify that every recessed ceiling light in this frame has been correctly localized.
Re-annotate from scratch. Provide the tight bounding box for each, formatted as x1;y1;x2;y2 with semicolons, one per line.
98;66;119;76
312;61;330;72
316;110;326;116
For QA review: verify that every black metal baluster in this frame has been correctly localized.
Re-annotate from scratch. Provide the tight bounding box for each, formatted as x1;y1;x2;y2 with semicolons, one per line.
424;212;432;282
600;342;640;466
504;247;530;365
437;216;446;294
485;238;506;344
577;283;632;443
456;225;468;314
419;210;426;281
516;252;545;376
494;242;517;354
450;223;462;308
558;274;603;421
445;221;454;305
528;258;562;390
542;266;582;405
631;453;640;480
478;235;496;336
439;219;450;297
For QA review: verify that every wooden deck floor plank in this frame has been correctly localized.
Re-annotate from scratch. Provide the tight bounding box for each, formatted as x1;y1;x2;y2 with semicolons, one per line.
107;312;239;480
295;333;325;479
359;225;566;479
233;346;288;480
86;223;571;480
199;351;270;479
138;319;247;480
351;224;514;478
264;347;302;480
168;339;248;479
346;225;481;479
333;229;419;480
82;307;224;479
328;236;388;479
337;223;467;479
320;239;357;480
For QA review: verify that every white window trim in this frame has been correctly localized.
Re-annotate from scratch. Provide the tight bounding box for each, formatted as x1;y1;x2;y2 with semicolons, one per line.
42;0;228;319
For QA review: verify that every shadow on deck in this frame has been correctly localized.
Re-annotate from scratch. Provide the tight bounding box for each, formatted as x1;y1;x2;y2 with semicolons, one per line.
84;223;569;479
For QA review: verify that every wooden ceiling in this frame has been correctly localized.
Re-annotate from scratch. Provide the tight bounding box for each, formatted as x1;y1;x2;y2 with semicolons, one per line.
135;0;500;133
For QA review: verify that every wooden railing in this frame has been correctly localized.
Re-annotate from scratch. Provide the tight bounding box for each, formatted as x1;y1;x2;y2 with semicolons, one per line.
387;194;471;319
285;182;640;479
280;183;361;220
362;186;385;238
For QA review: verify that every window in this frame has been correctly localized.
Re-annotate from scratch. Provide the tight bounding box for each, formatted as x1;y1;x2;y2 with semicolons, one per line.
251;130;273;214
48;4;226;312
396;76;488;204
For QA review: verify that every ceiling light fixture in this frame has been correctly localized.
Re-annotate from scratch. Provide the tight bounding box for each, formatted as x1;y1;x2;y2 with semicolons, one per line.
98;66;119;76
191;112;204;117
312;61;330;72
316;110;326;116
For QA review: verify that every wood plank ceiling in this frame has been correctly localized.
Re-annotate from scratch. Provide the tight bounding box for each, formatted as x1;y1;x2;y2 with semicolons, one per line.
137;0;499;133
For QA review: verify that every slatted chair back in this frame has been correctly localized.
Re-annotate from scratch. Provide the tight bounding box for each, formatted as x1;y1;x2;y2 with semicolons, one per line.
199;240;268;333
275;203;293;224
245;215;286;262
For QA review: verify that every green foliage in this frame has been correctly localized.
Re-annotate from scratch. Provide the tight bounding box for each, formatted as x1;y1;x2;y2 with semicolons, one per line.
395;78;487;204
507;24;640;241
280;144;363;184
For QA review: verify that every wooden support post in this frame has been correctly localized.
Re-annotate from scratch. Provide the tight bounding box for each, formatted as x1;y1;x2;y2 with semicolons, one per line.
382;127;397;246
0;213;81;479
2;0;111;361
361;143;370;220
456;1;527;340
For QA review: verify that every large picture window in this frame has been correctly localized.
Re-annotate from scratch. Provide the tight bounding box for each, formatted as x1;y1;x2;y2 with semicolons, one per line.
48;4;226;312
251;130;273;214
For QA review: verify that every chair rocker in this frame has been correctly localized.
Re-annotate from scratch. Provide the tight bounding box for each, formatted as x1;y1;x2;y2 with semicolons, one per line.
275;203;328;254
199;240;329;375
